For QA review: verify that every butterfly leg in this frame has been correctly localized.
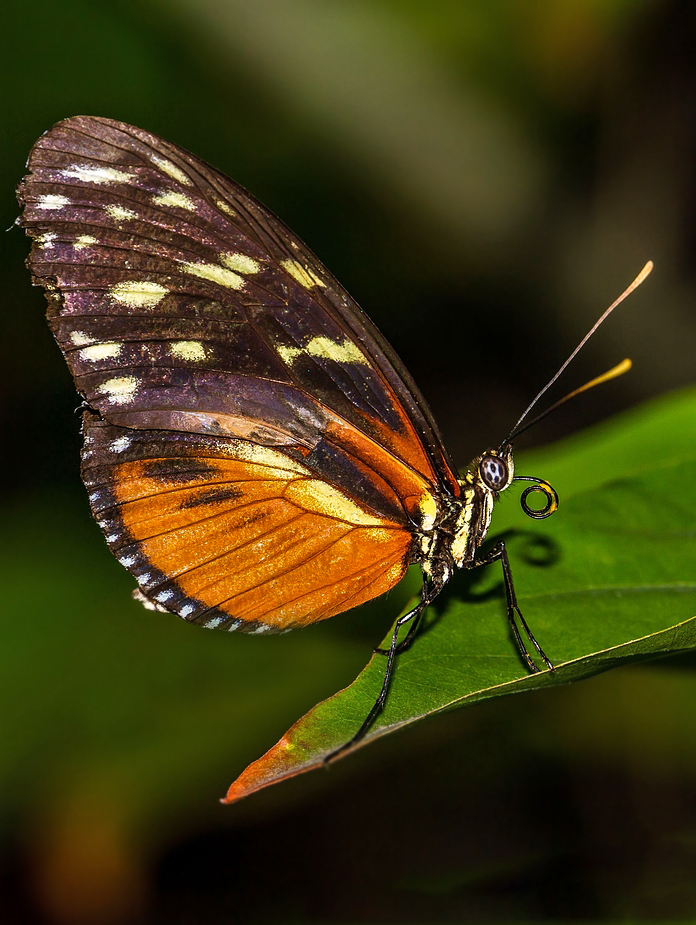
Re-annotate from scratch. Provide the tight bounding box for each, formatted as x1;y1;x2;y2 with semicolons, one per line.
324;596;427;763
373;587;427;657
476;541;555;673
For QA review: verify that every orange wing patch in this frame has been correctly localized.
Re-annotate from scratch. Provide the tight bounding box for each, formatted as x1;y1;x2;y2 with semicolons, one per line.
93;440;411;633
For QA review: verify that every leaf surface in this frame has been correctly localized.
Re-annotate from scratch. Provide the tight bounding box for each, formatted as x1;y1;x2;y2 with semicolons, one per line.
224;388;696;803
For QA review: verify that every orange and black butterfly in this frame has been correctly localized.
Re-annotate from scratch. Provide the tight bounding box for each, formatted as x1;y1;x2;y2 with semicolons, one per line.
18;117;647;752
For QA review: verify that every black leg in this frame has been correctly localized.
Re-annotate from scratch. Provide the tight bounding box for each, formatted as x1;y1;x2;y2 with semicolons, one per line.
373;602;424;656
476;540;554;673
324;594;427;763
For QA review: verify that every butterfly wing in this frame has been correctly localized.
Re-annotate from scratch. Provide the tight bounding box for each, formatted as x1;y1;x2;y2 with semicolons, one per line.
82;416;411;631
18;116;458;631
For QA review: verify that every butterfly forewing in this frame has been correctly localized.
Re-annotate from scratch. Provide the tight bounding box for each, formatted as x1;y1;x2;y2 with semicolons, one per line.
19;116;456;631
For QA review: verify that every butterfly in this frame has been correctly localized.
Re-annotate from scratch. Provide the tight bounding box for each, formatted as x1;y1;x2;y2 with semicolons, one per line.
18;117;648;754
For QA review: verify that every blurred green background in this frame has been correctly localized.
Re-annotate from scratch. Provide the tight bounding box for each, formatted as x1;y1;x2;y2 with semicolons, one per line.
2;1;696;922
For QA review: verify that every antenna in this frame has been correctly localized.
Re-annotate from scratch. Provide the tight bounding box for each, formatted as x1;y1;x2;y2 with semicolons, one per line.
500;261;652;449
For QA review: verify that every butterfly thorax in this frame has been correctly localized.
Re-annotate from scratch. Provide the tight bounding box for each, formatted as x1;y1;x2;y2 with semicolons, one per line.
417;446;515;588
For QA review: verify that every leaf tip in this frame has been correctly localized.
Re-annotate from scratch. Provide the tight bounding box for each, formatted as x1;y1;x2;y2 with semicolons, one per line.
221;731;323;805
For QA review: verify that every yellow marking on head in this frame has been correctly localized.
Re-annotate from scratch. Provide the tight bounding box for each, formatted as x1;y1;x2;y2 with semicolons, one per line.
170;340;207;362
110;280;168;308
221;252;261;275
280;259;323;289
180;260;245;290
62;165;134;184
105;204;136;221
285;480;383;527
101;376;138;404
80;342;121;362
225;441;311;476
73;235;98;250
37;194;70;210
278;335;368;367
151;155;192;187
152;190;196;211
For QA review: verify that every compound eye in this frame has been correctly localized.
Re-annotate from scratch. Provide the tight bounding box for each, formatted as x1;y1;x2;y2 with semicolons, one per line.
480;454;509;491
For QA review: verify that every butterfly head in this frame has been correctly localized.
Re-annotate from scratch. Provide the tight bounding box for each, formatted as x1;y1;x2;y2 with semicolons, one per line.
448;443;558;570
478;446;515;494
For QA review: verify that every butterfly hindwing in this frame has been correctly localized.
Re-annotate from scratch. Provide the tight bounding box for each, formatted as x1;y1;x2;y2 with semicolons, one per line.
83;415;410;631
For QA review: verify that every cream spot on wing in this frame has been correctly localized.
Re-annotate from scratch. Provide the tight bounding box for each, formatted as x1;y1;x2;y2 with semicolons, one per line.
155;589;174;603
307;336;367;365
170;340;207;362
179;604;195;617
101;376;138;404
62;165;134;184
205;616;223;628
280;259;323;289
110;280;168;308
109;436;132;453
37;194;70;210
251;624;272;635
285;480;384;527
151;155;192;186
223;440;311;476
216;200;236;216
277;344;302;364
119;554;137;568
105;204;136;221
221;252;260;275
152;190;196;211
133;590;162;612
36;232;56;247
73;235;98;251
70;331;93;346
179;260;244;290
80;342;122;362
278;335;368;367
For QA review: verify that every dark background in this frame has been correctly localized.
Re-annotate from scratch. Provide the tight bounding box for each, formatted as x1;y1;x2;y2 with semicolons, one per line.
1;1;695;922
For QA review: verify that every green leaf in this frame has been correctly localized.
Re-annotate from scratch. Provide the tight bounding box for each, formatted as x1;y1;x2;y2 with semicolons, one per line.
224;387;696;803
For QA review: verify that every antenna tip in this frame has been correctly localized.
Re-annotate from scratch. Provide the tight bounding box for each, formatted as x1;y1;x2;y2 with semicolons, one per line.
637;260;653;284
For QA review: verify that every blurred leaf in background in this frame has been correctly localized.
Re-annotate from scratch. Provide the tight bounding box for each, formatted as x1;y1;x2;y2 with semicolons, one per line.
2;0;696;923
